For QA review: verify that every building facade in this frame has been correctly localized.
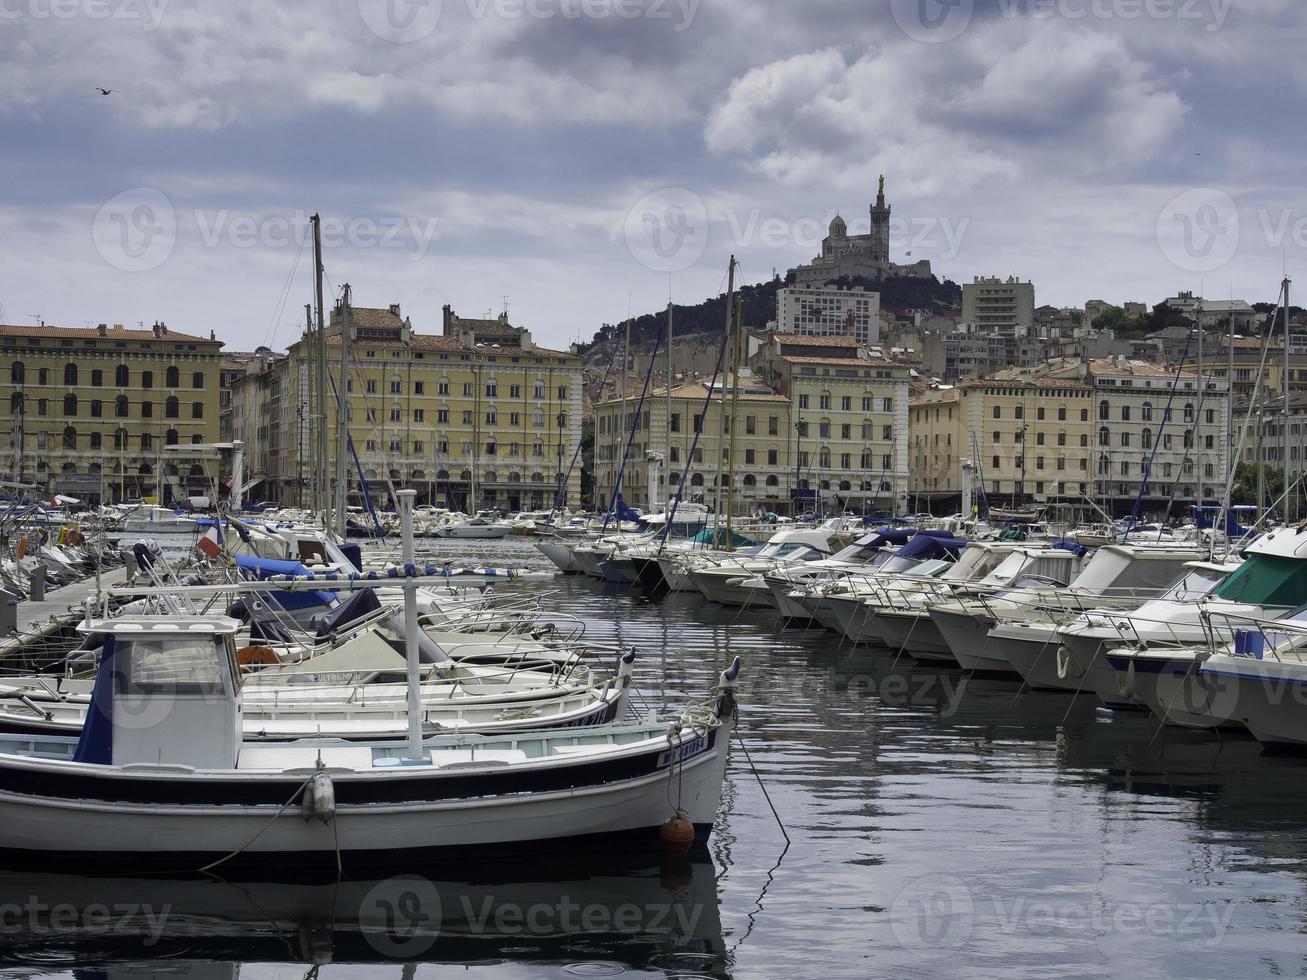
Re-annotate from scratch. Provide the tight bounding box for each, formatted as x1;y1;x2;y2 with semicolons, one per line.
266;303;584;511
753;334;911;514
961;276;1035;336
592;376;792;513
776;284;881;344
0;321;224;503
1043;356;1231;512
910;371;1095;510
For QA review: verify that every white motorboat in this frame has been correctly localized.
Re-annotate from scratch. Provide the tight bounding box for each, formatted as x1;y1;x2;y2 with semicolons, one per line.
434;516;513;539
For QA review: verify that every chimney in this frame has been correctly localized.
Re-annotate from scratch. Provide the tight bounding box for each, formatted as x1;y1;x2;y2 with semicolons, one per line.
389;303;401;317
97;323;107;337
152;321;163;338
113;323;124;332
400;316;412;343
519;328;534;352
442;304;453;335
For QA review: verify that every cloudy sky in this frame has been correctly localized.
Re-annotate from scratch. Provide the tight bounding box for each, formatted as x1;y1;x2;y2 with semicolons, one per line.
0;0;1302;351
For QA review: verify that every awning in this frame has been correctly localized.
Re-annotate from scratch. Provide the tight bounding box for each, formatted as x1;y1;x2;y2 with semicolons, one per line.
240;476;264;492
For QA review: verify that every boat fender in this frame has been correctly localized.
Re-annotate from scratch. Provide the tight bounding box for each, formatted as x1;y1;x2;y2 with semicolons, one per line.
660;812;695;853
1056;646;1081;681
301;772;336;824
1117;658;1136;699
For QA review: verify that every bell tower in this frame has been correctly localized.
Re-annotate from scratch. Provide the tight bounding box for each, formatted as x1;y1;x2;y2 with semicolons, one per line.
869;174;890;265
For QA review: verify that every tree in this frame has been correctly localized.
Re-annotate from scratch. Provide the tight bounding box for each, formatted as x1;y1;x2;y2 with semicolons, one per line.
1230;461;1283;508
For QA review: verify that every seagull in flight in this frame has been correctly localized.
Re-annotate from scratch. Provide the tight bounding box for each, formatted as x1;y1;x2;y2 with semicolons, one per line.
95;88;116;96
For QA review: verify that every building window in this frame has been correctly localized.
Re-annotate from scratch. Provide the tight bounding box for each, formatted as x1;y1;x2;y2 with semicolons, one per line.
115;395;129;418
9;362;22;384
63;394;77;416
90;399;102;418
414;409;424;422
115;364;129;386
166;366;179;387
391;380;402;395
558;386;567;400
414;382;425;395
165;396;179;419
437;409;449;424
140;432;152;451
391;407;401;422
90;432;101;450
367;380;377;394
63;363;78;386
192;372;203;388
993;406;1001;419
165;428;178;446
438;381;450;396
534;384;545;399
141;400;152;418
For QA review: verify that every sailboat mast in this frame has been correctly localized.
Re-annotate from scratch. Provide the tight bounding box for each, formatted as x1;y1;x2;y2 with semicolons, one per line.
725;296;743;550
712;257;736;532
666;301;673;512
311;214;328;528
1283;276;1294;522
1196;302;1204;512
333;284;352;538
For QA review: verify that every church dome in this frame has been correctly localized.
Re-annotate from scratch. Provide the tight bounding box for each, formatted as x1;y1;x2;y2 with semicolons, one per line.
828;214;847;237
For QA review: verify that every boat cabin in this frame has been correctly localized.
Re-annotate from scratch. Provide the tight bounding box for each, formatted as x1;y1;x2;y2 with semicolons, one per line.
73;616;242;769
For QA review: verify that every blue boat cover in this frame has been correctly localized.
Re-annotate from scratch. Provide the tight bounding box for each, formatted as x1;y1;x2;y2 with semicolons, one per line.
314;588;382;638
896;534;968;561
72;639;116;765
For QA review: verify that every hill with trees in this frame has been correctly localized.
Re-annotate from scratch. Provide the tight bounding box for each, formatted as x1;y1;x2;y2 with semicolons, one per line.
578;271;962;361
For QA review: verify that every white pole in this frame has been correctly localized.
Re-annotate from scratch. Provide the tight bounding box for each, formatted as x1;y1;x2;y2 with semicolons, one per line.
397;488;423;759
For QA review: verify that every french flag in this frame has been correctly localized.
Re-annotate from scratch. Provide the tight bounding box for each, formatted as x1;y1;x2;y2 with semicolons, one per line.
196;523;223;558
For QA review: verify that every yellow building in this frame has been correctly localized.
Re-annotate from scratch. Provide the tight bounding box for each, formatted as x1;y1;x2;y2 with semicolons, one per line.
910;369;1095;509
752;333;911;513
592;376;792;513
255;302;584;511
0;321;224;502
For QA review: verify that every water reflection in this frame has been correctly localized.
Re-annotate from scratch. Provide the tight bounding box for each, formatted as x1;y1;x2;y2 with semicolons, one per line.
0;851;728;977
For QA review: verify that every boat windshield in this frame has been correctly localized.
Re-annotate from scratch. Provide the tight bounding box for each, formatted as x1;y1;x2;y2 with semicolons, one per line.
942;548;1007;582
1213;554;1307;606
1158;566;1229;602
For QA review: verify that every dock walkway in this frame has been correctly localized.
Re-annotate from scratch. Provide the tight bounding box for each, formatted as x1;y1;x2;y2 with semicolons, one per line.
14;567;128;633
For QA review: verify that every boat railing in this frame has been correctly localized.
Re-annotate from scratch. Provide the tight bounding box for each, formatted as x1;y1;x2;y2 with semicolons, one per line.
1201;608;1307;664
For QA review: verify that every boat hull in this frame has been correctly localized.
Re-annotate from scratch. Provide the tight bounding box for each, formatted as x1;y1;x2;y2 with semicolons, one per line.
0;718;731;869
931;607;1015;675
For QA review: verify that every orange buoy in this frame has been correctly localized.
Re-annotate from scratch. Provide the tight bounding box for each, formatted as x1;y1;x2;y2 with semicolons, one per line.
237;645;279;668
659;813;695;854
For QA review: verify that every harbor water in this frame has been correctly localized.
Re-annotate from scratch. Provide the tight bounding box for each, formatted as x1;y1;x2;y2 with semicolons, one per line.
1;539;1305;978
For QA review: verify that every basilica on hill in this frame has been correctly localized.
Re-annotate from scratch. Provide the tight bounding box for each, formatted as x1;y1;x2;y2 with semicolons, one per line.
791;176;934;285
